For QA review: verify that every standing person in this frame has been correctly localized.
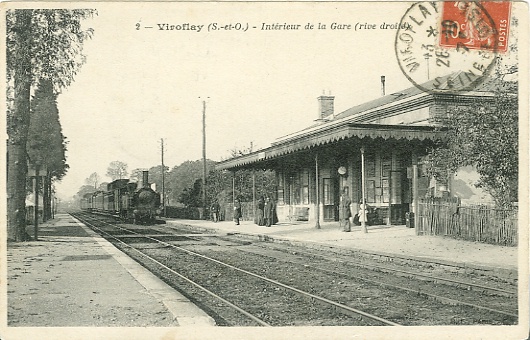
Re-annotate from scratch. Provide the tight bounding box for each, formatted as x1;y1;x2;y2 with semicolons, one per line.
339;189;352;232
255;196;265;226
211;201;220;223
358;200;368;226
233;198;242;225
264;197;274;227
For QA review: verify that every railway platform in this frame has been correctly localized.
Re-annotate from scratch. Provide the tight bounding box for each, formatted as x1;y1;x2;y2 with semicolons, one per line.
165;218;520;279
6;213;215;331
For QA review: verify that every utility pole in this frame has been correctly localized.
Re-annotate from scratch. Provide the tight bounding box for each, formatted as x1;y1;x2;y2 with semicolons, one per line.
160;138;166;217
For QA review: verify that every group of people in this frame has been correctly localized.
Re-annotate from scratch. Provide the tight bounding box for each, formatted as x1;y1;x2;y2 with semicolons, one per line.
339;189;369;232
213;190;367;231
232;196;276;226
211;197;277;226
254;196;277;227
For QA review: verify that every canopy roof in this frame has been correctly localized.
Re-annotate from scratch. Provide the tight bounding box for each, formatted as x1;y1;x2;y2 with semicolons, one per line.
216;123;445;170
216;75;513;171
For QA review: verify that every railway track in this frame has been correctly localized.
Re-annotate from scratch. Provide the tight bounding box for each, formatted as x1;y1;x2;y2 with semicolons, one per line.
71;212;399;326
70;212;518;326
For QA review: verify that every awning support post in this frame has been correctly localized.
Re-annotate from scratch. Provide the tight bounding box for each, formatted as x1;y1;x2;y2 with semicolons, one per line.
315;153;321;229
360;147;368;233
252;169;256;222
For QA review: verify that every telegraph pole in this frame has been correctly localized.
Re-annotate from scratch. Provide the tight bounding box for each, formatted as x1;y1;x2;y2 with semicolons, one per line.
160;138;166;217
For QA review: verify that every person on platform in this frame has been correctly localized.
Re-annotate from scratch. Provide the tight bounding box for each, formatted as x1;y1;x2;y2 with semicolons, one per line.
233;198;242;225
264;197;275;227
339;189;352;232
211;201;220;223
255;196;265;226
358;200;368;226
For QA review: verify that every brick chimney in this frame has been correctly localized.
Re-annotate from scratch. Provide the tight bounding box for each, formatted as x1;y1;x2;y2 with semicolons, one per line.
317;95;334;120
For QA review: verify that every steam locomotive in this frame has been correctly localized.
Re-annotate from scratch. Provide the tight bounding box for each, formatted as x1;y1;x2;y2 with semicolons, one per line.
80;171;161;224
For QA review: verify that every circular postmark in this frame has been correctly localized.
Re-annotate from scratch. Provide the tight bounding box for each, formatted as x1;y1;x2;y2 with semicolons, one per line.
395;1;501;93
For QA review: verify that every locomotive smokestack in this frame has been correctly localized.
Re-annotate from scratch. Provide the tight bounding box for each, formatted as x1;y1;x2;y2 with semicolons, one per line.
142;171;149;188
381;75;386;96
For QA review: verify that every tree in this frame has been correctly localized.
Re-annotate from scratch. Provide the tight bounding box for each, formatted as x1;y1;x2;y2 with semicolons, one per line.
6;9;96;241
425;88;518;208
106;161;128;181
148;165;170;202
74;185;96;202
180;179;202;208
424;16;519;209
27;79;69;221
85;172;100;189
129;168;144;183
166;160;216;204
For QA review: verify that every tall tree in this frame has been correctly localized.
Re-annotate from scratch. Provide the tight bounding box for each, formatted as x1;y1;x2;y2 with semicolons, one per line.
85;172;100;189
27;79;69;221
106;161;128;181
6;9;95;241
129;168;144;183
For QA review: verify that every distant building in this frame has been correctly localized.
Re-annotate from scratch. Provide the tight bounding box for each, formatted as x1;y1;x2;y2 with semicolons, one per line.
216;75;513;225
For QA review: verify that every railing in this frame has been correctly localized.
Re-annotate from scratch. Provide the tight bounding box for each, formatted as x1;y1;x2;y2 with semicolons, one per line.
417;199;518;246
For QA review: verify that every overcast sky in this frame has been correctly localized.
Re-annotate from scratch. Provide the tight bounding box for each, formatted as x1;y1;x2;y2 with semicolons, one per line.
48;2;478;199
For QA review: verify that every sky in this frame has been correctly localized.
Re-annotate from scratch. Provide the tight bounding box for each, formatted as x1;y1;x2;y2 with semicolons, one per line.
46;1;470;199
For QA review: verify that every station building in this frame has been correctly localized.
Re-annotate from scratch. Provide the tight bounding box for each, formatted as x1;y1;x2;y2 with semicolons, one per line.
215;75;506;226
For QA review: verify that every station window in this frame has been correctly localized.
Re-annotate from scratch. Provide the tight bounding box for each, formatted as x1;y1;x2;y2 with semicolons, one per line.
382;154;392;178
290;175;300;205
277;172;285;205
367;180;376;203
365;152;376;178
323;178;332;205
302;170;309;205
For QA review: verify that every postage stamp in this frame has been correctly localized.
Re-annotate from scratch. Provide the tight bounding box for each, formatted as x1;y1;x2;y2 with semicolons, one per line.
439;1;511;53
394;1;511;93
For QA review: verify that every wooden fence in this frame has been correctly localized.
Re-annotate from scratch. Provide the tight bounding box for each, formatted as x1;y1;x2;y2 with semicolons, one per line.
417;199;518;246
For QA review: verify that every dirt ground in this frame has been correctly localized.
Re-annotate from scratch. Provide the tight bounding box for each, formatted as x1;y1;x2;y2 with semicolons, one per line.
7;222;178;327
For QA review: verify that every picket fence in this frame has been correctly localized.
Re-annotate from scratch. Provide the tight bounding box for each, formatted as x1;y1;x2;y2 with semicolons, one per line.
417;198;518;246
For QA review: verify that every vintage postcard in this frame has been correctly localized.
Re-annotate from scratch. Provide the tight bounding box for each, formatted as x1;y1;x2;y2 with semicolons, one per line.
1;1;528;339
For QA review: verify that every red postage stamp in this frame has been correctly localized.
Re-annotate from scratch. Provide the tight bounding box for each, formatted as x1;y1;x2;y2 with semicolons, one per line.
439;1;511;53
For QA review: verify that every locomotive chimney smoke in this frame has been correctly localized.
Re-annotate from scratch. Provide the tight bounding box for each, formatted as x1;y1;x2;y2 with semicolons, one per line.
142;171;149;188
381;75;386;96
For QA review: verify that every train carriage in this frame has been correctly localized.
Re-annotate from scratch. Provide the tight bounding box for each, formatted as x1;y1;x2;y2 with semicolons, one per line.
79;192;93;211
79;170;161;224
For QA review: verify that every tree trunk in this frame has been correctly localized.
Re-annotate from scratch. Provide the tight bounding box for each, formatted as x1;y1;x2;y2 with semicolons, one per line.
43;172;50;221
48;173;53;220
7;10;33;242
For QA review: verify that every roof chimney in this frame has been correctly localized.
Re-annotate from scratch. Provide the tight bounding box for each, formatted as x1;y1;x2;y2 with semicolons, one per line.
381;76;386;96
317;94;334;120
